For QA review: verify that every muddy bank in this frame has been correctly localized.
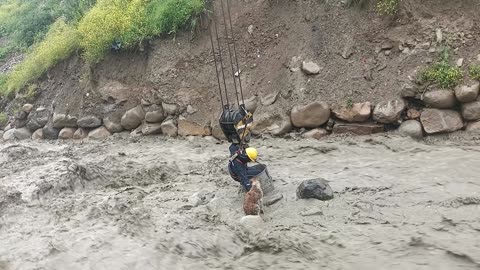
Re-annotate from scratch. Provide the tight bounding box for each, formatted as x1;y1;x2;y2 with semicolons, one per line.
0;134;480;270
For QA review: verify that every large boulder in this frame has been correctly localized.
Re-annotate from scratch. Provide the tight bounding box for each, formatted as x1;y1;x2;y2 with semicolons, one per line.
296;178;334;201
461;101;480;121
14;111;28;128
144;104;165;123
423;89;456;109
211;123;226;140
52;113;78;128
121;105;145;130
160;119;178;137
26;108;50;131
103;115;123;133
291;101;330;128
251;112;292;136
455;82;479;103
88;126;111;140
73;128;88;140
466;121;480;132
2;129;15;141
58;127;76;140
420;109;463;134
31;129;44;140
13;128;32;140
398;120;423;139
372;99;406;124
332;122;384;135
302;128;328;140
77;116;102;128
142;122;163;135
178;118;211;136
42;121;61;140
331;102;371;123
244;95;259;113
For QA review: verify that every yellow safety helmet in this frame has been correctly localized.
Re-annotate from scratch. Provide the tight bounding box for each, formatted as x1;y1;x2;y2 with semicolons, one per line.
245;147;258;162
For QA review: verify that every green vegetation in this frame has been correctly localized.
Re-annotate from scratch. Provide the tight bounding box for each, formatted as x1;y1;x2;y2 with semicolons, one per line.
420;48;463;89
375;0;398;15
469;64;480;81
346;97;353;109
0;0;205;96
0;112;7;127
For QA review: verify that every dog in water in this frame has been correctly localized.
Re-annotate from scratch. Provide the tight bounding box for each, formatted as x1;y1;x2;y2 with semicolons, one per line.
243;178;264;215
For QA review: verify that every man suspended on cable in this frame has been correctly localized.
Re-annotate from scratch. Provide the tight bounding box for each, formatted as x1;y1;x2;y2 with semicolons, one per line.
228;144;262;191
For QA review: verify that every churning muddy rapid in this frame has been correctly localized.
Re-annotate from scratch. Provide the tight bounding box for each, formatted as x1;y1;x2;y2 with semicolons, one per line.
1;134;480;270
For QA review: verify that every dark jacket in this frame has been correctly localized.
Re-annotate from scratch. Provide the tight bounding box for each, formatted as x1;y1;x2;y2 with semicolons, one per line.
228;144;252;191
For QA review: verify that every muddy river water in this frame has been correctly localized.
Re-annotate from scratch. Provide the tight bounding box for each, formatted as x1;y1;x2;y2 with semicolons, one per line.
0;133;479;270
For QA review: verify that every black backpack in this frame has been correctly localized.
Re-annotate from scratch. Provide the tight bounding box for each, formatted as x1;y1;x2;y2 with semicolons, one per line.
219;105;253;144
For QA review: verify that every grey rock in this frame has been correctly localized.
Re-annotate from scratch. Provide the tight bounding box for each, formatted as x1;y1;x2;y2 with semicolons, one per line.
31;129;44;140
145;104;165;123
297;178;334;201
291;101;330;128
401;83;420;98
332;122;384;135
26;109;50;131
186;105;197;115
455;82;479;103
466;121;480;132
52;113;78;128
2;129;15;141
160;119;178;137
162;102;179;116
211;123;226;140
265;193;283;206
261;92;279;106
22;104;33;113
15;118;27;129
251;111;292;136
103;116;124;133
302;128;328;140
423;89;456;109
332;102;371;123
301;61;321;75
77;116;102;128
142;122;163;135
73;128;88;140
88;126;111;140
456;58;464;67
15;111;28;121
244;95;259;113
398;120;423;139
13;127;31;140
372;99;406;124
121;105;145;130
461;101;480;120
58;127;76;140
42;122;61;140
420;109;463;134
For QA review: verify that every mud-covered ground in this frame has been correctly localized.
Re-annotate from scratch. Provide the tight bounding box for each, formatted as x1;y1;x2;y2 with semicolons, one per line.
1;134;480;270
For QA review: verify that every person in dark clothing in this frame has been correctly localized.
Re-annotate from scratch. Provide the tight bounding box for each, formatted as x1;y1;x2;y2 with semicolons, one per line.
228;144;262;191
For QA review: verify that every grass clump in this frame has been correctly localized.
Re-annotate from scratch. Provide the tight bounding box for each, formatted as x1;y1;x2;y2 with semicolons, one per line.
420;48;463;89
469;64;480;81
4;18;80;94
375;0;398;15
145;0;204;35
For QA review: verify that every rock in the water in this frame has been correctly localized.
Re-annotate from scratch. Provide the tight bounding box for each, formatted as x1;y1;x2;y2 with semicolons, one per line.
142;122;163;135
161;119;178;137
466;121;480;132
42;122;61;140
296;178;334;201
301;61;321;75
291;101;330;128
239;215;265;232
3;129;15;141
52;113;78;128
398;120;423;139
178;118;211;136
121;105;145;130
407;109;421;119
144;104;165;123
22;104;33;113
13;128;31;140
211;123;226;140
244;95;259;113
332;122;384;135
77;116;102;128
58;127;76;139
423;89;456;109
103;115;123;133
26;109;50;131
88;126;111;140
73;128;88;140
455;82;479;103
372;99;406;124
261;92;279;106
420;109;463;134
251;111;292;136
302;128;328;140
332;102;371;123
162;102;179;116
462;101;480;120
31;129;44;140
